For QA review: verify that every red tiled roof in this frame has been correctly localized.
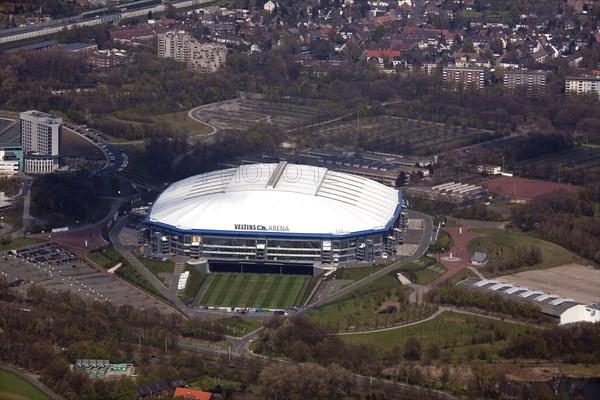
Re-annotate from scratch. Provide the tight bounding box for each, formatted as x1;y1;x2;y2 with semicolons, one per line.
377;15;393;23
367;50;401;58
173;387;213;400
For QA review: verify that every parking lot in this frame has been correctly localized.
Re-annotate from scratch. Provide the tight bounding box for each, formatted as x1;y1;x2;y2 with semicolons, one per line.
1;242;175;314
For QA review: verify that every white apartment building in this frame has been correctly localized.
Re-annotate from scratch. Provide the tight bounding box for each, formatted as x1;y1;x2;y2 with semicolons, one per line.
158;31;227;73
20;110;61;174
565;76;600;99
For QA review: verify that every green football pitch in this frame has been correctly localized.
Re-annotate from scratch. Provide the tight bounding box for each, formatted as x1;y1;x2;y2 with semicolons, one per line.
193;273;311;309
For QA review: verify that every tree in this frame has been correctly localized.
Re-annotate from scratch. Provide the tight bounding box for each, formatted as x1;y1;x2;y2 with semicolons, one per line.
165;4;177;19
395;171;407;187
112;377;138;400
372;25;386;42
403;337;422;360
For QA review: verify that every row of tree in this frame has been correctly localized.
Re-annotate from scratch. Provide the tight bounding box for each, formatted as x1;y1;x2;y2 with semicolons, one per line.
500;323;600;364
426;286;551;323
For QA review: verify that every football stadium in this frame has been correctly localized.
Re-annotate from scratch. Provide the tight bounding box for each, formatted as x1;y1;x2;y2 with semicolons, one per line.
144;162;405;272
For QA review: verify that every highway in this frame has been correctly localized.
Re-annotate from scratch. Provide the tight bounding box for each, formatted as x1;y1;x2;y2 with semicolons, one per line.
0;0;214;45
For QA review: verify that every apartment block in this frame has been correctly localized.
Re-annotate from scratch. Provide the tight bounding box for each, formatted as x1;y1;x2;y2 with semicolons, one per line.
158;31;227;73
442;66;485;91
565;76;600;99
504;70;547;97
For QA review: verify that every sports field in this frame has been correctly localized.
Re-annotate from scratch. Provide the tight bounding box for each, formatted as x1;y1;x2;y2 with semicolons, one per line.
193;273;310;309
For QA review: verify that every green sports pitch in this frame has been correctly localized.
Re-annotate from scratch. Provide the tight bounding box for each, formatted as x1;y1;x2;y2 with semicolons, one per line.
193;273;311;309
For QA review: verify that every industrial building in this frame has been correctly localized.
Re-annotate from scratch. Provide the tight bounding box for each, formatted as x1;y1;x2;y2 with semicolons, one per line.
144;162;405;269
458;278;600;325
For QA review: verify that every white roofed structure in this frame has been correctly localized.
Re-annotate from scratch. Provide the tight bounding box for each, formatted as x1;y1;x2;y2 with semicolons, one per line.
144;163;405;265
148;162;401;237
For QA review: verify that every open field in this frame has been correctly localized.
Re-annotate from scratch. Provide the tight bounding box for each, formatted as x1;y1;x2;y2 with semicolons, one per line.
0;368;52;400
193;273;310;309
103;110;212;138
482;176;579;200
496;264;600;304
469;228;585;271
306;270;423;332
315;115;499;156
340;311;527;362
192;98;326;132
211;316;263;337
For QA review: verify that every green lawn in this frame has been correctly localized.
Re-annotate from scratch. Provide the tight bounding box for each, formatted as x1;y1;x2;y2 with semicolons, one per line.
180;265;207;304
469;228;585;271
340;311;528;362
103;110;212;138
87;246;123;269
398;258;445;285
194;273;310;309
0;368;53;400
0;238;46;252
134;254;175;286
209;316;263;337
306;271;425;332
429;229;452;253
333;266;381;281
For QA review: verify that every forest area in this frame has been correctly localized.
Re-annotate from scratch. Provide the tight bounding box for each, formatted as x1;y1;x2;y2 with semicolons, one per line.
2;280;599;400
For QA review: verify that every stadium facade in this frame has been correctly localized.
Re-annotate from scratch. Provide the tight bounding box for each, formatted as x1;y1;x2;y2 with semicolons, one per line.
145;162;405;265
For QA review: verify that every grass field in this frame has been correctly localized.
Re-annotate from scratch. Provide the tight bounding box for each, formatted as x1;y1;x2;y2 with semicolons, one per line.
306;270;426;332
212;316;263;337
193;273;310;309
0;238;46;252
134;254;175;287
469;228;585;272
0;368;52;400
104;110;212;138
340;311;528;362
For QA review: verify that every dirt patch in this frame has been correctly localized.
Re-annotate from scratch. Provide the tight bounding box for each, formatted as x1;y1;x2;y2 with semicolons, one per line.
376;301;402;314
496;264;600;304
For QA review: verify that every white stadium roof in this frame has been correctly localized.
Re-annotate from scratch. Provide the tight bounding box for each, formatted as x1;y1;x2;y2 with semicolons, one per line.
147;162;401;237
